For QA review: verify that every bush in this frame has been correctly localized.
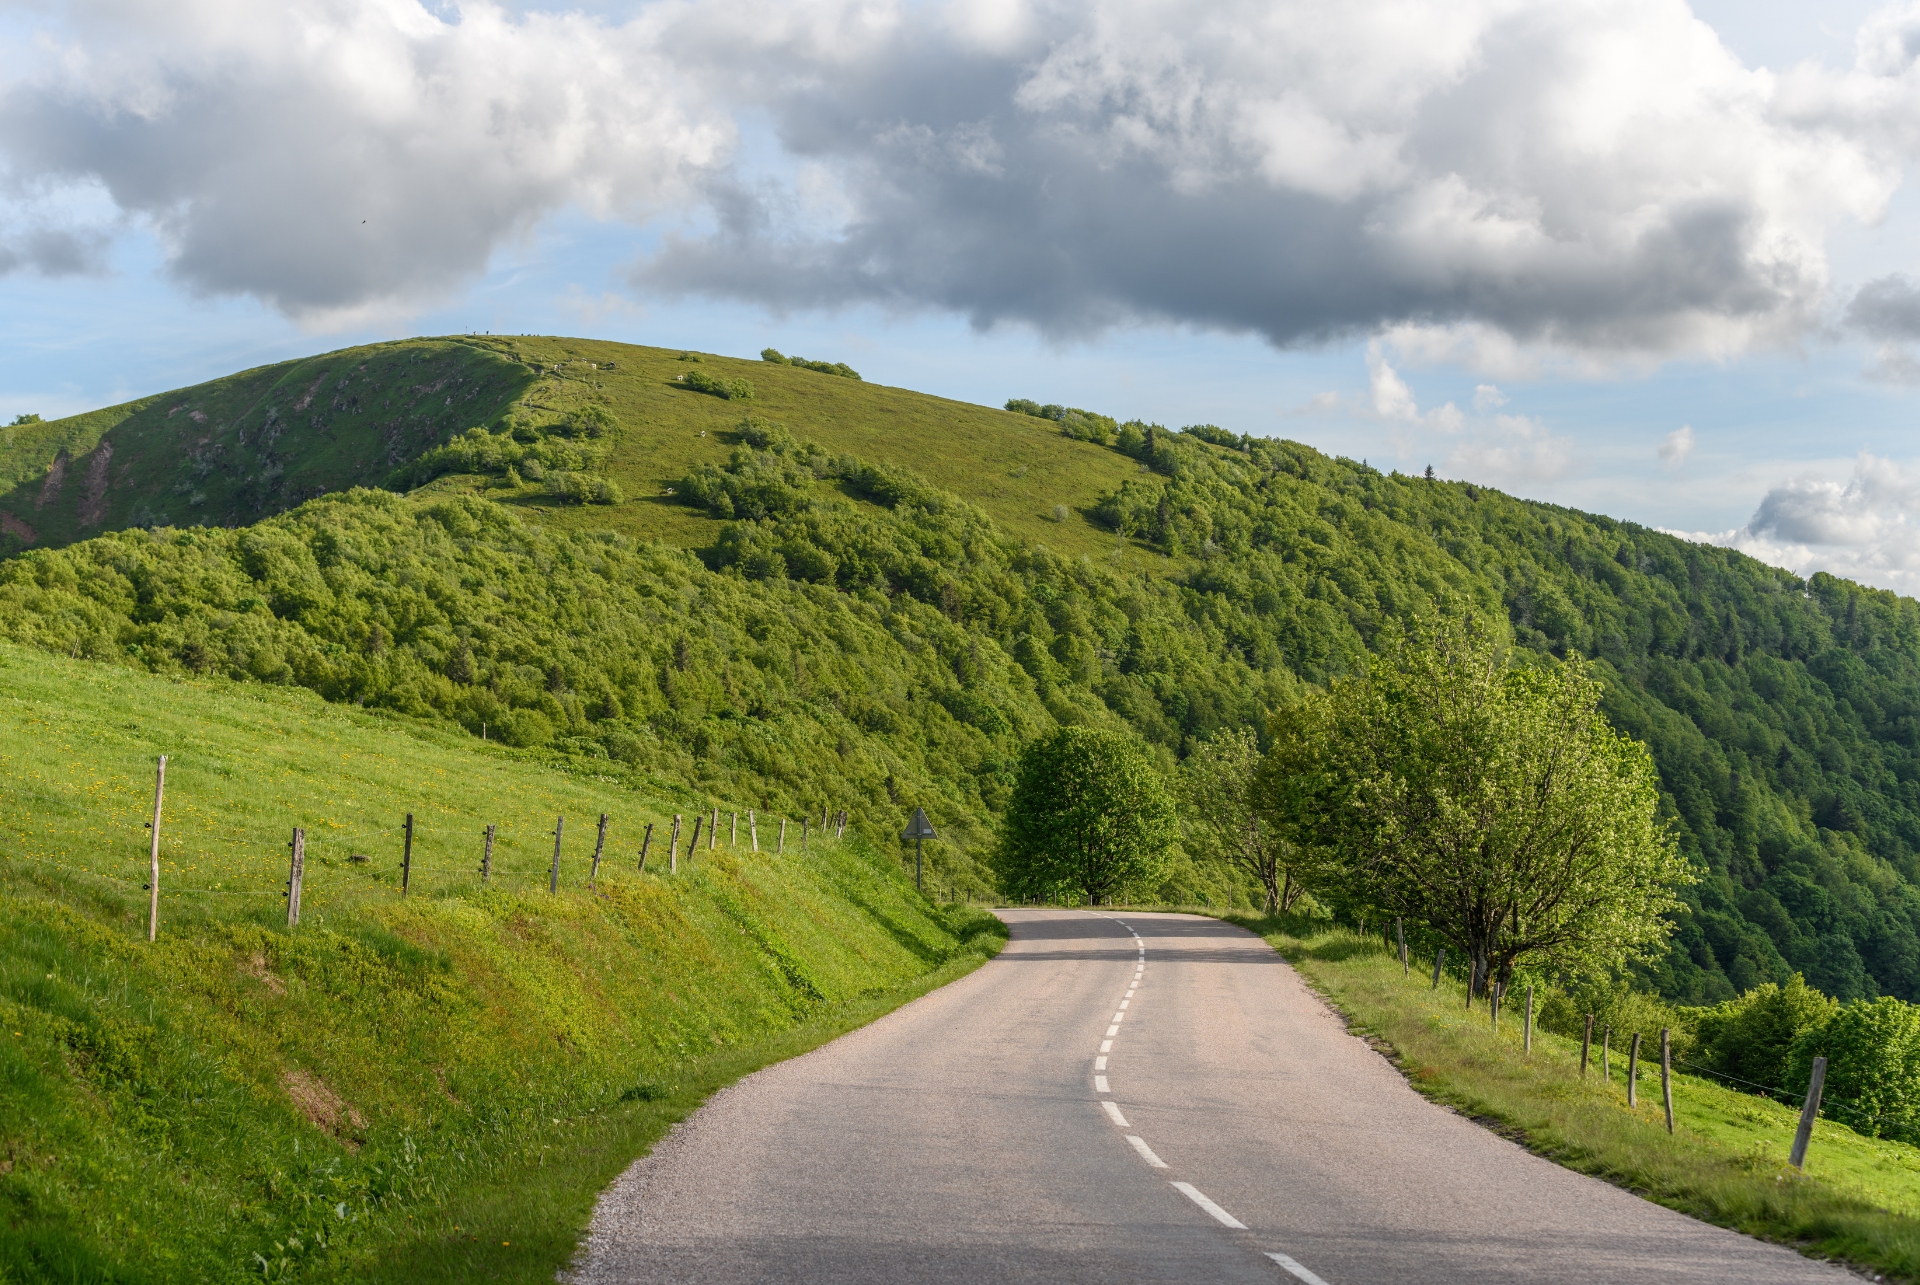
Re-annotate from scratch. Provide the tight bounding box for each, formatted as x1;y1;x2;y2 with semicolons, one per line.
1002;398;1115;444
761;348;860;380
1788;997;1920;1139
11;413;41;426
1693;974;1836;1095
546;472;623;505
494;707;555;749
680;371;754;401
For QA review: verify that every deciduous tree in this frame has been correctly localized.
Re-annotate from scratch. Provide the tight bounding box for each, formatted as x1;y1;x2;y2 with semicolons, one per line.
997;726;1176;904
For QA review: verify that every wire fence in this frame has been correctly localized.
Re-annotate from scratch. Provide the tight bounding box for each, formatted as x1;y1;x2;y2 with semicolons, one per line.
1;752;860;931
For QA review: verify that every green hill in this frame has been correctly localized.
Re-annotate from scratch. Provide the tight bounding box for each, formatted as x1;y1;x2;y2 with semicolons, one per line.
8;334;1920;1008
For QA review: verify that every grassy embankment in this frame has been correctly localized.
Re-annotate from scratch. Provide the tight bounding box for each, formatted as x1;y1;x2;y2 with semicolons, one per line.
1209;910;1920;1277
0;641;1005;1284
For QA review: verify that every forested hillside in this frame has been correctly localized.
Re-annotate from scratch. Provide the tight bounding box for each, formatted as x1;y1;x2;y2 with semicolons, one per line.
6;336;1920;1005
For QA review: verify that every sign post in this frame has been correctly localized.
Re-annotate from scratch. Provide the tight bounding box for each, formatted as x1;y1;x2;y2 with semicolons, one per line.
902;808;937;894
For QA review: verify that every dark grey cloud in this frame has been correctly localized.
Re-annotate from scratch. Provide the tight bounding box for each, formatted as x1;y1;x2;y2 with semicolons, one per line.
633;0;1900;358
0;226;110;277
1845;274;1920;339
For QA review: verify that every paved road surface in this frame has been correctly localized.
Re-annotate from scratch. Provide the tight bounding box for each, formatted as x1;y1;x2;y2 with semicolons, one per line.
570;909;1852;1283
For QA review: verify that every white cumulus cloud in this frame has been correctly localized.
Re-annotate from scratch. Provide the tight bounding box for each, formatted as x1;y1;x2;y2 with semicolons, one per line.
1659;424;1695;465
1684;454;1920;593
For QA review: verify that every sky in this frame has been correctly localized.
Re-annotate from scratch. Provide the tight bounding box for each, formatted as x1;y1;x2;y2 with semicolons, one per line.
6;0;1920;592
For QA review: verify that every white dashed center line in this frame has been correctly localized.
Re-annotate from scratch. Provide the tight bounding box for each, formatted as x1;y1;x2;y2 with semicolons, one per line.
1102;1100;1130;1127
1094;1074;1110;1092
1266;1252;1334;1285
1106;1024;1120;1037
1100;1039;1113;1052
1171;1182;1246;1229
1095;1055;1107;1070
1125;1135;1168;1168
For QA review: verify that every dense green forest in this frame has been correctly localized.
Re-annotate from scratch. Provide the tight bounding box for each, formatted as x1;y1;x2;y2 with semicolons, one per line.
6;337;1920;1006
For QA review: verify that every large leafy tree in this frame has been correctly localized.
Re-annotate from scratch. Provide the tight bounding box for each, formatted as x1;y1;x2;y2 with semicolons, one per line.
1178;727;1300;914
997;726;1177;904
1256;616;1692;997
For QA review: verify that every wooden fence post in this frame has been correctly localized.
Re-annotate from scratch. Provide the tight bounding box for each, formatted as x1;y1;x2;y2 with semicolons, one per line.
147;755;166;942
837;810;848;839
710;808;718;851
778;817;786;854
482;825;495;885
1628;1033;1641;1108
669;814;681;874
749;809;759;852
1431;946;1445;990
1660;1028;1674;1134
1396;917;1407;977
1490;981;1501;1033
1791;1056;1828;1170
549;815;563;893
689;813;704;862
637;822;653;872
1581;1014;1593;1077
1525;985;1534;1054
402;812;414;897
590;813;608;886
286;827;305;927
731;811;738;847
1603;1025;1611;1082
802;817;809;851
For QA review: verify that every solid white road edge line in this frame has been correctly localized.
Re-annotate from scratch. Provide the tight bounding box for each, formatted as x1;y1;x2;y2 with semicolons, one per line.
1126;1135;1168;1168
1095;1075;1110;1092
1265;1252;1332;1285
1102;1100;1129;1127
1170;1182;1245;1229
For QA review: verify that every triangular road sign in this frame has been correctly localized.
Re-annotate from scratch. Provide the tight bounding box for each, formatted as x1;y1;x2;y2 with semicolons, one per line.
902;807;936;841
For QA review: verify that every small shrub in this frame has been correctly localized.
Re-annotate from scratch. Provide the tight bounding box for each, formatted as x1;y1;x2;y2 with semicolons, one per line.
1051;504;1069;522
546;472;622;505
11;412;42;426
761;347;861;379
681;371;754;401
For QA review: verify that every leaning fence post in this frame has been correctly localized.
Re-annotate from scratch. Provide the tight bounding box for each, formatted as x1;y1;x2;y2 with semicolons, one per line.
549;815;563;893
1525;986;1534;1054
669;814;682;874
1431;946;1445;990
1581;1014;1593;1077
590;813;608;886
286;827;305;927
402;812;414;896
482;824;495;885
689;813;704;864
146;755;167;942
1628;1033;1641;1108
1660;1028;1675;1134
637;821;654;873
1791;1056;1828;1170
1396;917;1407;977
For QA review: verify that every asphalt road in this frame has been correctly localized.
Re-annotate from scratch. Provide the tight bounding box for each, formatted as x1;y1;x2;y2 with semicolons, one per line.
570;909;1854;1283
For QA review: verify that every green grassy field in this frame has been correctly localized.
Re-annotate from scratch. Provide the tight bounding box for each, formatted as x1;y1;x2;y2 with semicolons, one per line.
0;641;1005;1283
1219;910;1920;1279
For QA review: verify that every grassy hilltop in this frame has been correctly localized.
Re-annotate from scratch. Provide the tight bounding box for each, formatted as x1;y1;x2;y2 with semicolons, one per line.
9;336;1920;999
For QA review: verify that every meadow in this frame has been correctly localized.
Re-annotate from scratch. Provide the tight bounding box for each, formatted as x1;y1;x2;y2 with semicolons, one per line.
0;640;1004;1283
